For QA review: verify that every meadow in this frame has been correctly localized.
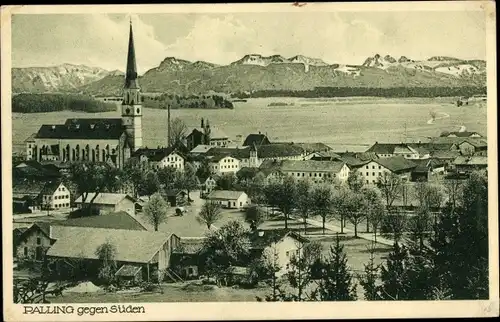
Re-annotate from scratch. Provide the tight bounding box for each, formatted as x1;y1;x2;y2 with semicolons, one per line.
11;97;487;154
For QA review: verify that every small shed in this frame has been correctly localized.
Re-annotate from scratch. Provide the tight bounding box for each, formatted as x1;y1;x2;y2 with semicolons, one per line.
165;189;187;207
115;264;143;285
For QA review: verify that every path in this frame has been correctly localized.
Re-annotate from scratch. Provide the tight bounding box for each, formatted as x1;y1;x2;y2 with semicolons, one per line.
427;111;450;124
296;216;396;246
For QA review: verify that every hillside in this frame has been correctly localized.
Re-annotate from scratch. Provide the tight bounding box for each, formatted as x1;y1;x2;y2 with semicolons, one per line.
12;64;120;93
13;54;486;96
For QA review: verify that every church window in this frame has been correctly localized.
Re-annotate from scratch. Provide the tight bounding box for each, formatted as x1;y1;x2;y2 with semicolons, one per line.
136;108;140;114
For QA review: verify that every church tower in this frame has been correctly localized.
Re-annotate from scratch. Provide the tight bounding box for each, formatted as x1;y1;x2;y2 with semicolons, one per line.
121;20;143;151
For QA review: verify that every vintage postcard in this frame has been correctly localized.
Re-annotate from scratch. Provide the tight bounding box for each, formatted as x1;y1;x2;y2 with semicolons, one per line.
1;2;498;321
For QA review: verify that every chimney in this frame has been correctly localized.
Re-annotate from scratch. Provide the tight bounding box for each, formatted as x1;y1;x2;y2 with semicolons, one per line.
259;131;261;135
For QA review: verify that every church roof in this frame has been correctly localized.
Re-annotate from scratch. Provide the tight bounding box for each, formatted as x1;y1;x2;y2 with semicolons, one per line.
35;118;125;140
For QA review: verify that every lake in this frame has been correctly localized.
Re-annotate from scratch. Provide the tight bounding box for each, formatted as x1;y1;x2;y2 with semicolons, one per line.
11;97;487;154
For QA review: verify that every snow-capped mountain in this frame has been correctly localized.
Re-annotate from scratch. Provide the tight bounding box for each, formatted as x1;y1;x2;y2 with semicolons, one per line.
12;64;115;93
230;54;328;67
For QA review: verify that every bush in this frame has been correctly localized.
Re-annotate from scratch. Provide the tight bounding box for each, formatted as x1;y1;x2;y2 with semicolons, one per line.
12;93;116;113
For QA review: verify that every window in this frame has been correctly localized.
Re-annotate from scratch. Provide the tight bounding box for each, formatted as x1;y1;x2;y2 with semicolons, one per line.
366;180;369;184
366;172;369;176
37;237;41;245
286;251;290;257
366;165;369;169
372;172;375;176
379;166;381;169
372;166;375;169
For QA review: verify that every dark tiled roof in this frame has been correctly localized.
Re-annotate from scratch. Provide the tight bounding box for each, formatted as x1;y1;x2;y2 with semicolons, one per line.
54;211;147;231
243;134;271;147
430;150;461;159
12;179;61;198
281;160;346;173
36;118;125;140
374;156;417;173
366;142;413;155
289;142;332;153
133;147;180;161
174;238;205;254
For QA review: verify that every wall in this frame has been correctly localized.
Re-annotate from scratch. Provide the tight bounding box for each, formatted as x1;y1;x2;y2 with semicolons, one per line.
151;153;185;171
211;156;240;174
359;161;391;185
45;183;71;210
271;236;303;277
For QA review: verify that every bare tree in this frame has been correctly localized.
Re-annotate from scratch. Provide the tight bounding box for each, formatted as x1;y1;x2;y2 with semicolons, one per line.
143;193;168;231
197;200;222;229
169;117;188;146
377;172;403;210
362;186;386;242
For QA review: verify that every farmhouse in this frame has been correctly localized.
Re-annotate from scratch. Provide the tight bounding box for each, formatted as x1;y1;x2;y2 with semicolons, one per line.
359;156;417;184
24;23;144;169
15;222;55;261
440;131;483;138
208;155;241;174
242;133;271;147
46;226;181;282
280;160;350;183
453;156;488;174
186;118;230;150
366;142;423;159
75;193;136;216
133;146;185;171
249;230;309;277
13;180;71;212
206;190;250;209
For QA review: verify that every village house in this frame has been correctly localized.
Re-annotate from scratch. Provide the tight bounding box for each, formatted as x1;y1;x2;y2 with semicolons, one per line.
24;23;144;169
14;222;55;261
13;160;62;180
279;160;351;184
46;226;181;282
427;137;488;156
365;142;424;159
200;176;217;195
359;156;417;184
249;230;309;277
206;190;250;209
13;180;71;212
165;189;188;207
133;146;185;171
208;155;241;174
453;156;488;174
75;193;136;216
410;158;447;182
170;238;205;279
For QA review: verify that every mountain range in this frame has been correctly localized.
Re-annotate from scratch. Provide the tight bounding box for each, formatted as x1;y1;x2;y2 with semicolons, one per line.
12;54;486;95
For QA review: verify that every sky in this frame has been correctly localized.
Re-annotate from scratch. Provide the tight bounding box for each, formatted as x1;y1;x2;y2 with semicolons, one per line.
12;11;487;74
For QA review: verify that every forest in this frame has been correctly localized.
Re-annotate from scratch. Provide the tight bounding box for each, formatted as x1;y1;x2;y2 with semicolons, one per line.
232;86;487;99
12;94;117;113
142;94;234;110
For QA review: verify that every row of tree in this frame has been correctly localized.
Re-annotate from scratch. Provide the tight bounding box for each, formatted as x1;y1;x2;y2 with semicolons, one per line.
142;94;234;110
231;86;487;99
12;94;117;113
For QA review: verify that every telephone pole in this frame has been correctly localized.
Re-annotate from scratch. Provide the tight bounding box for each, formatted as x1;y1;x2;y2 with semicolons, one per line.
167;103;171;147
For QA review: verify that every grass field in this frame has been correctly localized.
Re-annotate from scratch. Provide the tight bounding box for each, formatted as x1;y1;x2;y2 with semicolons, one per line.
11;97;486;154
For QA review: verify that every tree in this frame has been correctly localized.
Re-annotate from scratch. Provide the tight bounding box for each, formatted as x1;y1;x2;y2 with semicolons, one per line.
381;211;407;243
443;178;463;212
95;241;117;285
68;163;121;216
200;220;251;282
216;173;237;190
195;159;211;182
378;242;411;300
139;171;161;197
274;176;297;229
341;190;367;238
121;158;146;197
347;170;365;193
245;205;266;231
257;241;285;302
412;181;445;250
376;172;403;210
314;233;357;301
175;163;199;200
285;241;315;301
359;242;380;300
143;193;168;231
362;186;386;241
169;117;187;146
296;179;313;234
197;200;222;229
157;166;177;191
311;184;335;235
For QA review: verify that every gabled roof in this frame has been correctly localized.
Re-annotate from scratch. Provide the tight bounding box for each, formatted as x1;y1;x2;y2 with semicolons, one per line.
190;145;212;154
207;190;246;200
174;238;205;254
373;156;417;173
19;222;53;241
75;193;136;205
366;142;415;155
47;226;175;263
287;142;332;153
440;131;482;138
209;154;241;162
54;211;147;231
36;118;125;140
430;150;461;159
243;134;271;147
280;160;346;173
12;179;62;198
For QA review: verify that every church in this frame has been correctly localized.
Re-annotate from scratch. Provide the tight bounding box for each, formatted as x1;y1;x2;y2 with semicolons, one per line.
26;21;143;169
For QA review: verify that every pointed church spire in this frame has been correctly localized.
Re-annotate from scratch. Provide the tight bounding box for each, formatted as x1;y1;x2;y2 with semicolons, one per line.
125;19;139;89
